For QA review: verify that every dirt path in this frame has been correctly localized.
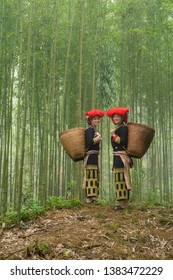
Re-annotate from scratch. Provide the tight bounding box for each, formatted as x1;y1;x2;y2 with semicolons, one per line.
0;204;173;260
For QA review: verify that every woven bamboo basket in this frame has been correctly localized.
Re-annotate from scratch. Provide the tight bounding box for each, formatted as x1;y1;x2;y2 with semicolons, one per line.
59;127;85;162
127;122;155;159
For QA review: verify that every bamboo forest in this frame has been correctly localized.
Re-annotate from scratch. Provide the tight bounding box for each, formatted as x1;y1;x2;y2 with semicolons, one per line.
0;0;173;261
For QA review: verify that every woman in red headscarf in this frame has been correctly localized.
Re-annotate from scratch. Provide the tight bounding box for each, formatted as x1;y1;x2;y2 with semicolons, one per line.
83;109;104;204
106;107;133;210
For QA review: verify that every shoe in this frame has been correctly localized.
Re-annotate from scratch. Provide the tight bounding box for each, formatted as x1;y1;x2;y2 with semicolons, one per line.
87;200;99;204
86;198;92;204
114;205;126;210
86;197;99;204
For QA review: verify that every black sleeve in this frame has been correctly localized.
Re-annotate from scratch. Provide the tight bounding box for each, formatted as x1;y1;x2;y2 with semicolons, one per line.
119;125;128;148
85;127;95;150
111;125;128;150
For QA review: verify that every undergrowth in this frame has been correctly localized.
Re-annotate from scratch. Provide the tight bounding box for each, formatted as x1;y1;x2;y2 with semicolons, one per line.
0;194;170;228
0;197;82;226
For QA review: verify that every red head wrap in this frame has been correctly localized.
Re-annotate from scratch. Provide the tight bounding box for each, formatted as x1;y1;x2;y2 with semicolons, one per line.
85;109;105;118
106;107;129;123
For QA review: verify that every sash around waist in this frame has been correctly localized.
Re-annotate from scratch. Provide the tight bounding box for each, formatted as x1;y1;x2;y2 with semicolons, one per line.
113;151;127;156
86;150;99;155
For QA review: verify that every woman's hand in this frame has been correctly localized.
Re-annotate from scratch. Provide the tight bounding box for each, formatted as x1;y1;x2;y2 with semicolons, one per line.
110;130;120;143
93;134;102;144
94;132;101;137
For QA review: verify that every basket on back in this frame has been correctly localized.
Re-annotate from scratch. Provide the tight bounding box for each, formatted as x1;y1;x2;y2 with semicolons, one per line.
59;127;85;162
127;122;155;158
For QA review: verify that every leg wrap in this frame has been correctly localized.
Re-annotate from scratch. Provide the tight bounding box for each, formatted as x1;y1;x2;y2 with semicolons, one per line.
85;165;99;197
114;168;129;201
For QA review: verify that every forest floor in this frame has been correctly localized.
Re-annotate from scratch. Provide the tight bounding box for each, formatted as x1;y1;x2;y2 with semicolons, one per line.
0;204;173;260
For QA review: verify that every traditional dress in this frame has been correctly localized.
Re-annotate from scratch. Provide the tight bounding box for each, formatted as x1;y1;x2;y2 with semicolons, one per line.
106;107;133;204
111;124;133;201
83;109;104;203
84;126;100;199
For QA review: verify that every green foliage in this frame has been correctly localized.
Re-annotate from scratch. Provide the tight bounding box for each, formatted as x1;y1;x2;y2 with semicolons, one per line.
36;242;50;256
141;187;160;206
97;199;110;206
66;180;76;200
130;163;160;206
26;241;51;258
131;166;148;187
0;207;18;225
20;200;45;221
46;196;81;210
63;250;72;257
0;196;81;226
